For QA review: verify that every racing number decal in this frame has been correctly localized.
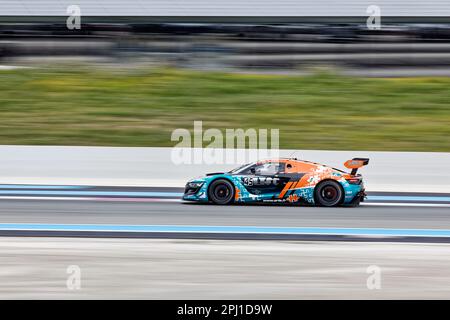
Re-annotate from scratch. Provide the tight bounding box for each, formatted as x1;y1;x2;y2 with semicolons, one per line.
242;176;280;186
242;177;253;186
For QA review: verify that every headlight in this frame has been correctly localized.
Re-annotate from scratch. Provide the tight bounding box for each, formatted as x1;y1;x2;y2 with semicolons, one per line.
187;181;204;188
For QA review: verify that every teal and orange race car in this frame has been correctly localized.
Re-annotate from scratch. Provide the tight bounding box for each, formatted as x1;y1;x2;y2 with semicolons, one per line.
183;158;369;207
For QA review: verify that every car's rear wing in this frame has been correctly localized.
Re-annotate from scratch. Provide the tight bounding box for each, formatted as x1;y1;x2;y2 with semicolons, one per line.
344;158;370;175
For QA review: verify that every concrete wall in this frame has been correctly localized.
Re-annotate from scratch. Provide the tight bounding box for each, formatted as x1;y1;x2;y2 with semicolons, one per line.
0;145;448;192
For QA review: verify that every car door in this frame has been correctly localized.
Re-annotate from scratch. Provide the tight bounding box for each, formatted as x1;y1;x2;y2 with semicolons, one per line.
240;162;287;195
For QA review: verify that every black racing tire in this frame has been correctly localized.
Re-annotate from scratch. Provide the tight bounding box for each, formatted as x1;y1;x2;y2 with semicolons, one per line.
314;180;344;207
208;179;235;205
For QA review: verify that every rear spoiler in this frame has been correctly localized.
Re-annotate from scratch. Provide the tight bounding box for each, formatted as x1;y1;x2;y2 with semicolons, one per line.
344;158;370;176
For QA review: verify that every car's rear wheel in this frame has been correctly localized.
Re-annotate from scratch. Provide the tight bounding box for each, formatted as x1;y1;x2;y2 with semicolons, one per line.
314;180;344;207
208;179;235;205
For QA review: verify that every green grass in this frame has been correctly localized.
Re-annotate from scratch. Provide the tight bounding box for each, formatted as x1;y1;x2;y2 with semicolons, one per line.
0;66;449;151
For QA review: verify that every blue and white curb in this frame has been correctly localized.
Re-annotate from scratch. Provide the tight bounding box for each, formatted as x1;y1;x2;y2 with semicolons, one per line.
0;184;88;190
0;184;449;207
1;224;450;242
0;190;183;197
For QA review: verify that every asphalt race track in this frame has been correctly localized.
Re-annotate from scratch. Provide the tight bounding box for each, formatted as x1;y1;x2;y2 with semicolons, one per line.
0;185;449;242
0;198;450;229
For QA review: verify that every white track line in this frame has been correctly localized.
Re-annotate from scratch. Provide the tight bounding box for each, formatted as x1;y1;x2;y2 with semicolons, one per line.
361;202;450;208
0;196;181;202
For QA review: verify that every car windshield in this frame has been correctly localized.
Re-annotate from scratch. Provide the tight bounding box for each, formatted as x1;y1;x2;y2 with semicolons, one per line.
228;162;255;174
228;161;284;175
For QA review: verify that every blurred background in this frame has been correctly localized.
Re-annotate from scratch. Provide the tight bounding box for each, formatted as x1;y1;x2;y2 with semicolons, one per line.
0;1;449;151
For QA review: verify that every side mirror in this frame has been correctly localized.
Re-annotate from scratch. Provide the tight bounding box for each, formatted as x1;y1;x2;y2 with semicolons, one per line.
250;168;256;174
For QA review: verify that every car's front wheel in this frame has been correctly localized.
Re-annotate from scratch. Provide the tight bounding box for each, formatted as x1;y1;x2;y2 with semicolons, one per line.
208;179;235;205
314;180;344;207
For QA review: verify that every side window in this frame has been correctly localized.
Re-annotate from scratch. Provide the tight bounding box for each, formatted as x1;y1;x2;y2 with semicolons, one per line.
239;164;257;175
254;162;285;176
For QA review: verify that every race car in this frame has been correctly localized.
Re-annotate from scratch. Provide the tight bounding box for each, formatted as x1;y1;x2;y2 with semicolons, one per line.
183;157;369;207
